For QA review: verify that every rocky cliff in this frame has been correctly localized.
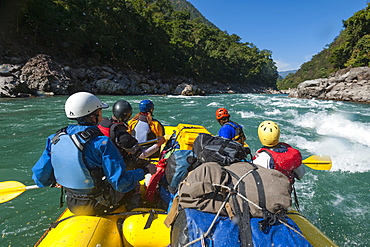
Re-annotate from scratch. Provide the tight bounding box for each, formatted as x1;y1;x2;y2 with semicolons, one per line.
289;67;370;103
0;54;277;97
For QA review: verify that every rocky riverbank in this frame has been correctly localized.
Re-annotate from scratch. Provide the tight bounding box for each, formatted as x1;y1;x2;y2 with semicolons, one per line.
0;54;279;98
289;66;370;103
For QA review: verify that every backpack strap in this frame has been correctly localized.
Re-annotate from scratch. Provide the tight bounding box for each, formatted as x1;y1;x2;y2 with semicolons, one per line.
225;168;254;247
218;139;232;158
164;195;179;228
250;169;266;209
109;122;122;142
225;121;246;143
51;127;68;145
71;127;103;151
292;184;300;212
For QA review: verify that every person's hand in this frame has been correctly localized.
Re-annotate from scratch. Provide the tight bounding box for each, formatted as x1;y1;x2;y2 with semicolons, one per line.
156;136;166;146
146;163;157;174
51;183;62;188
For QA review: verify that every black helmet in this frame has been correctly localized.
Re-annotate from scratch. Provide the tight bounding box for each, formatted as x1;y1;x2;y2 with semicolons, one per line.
113;100;132;123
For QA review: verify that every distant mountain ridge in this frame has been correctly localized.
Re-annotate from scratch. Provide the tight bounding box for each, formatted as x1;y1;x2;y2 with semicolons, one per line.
278;70;297;78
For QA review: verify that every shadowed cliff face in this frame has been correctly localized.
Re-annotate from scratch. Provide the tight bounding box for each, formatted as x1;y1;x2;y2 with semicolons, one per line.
0;54;278;97
0;0;26;32
0;0;36;64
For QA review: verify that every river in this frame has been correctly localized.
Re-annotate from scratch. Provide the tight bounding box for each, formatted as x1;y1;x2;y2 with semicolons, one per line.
1;93;369;246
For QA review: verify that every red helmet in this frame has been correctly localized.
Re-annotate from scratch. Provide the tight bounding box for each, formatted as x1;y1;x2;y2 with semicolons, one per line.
215;108;230;120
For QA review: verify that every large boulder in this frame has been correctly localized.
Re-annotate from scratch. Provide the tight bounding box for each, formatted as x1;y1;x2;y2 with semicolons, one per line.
173;83;205;96
20;54;71;95
0;64;28;97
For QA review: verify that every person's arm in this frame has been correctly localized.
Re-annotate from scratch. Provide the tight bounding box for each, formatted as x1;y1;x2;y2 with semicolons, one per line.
89;137;145;193
32;136;56;187
138;136;166;158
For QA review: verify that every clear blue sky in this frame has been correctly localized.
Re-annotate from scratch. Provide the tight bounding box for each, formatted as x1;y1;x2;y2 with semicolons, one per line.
187;0;368;72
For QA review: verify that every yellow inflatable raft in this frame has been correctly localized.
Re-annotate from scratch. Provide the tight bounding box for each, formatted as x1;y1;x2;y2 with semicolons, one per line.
34;123;338;247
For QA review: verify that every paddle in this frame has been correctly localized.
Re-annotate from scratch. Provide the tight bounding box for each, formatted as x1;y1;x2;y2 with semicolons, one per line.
0;181;39;204
0;154;332;203
138;138;158;146
302;155;332;170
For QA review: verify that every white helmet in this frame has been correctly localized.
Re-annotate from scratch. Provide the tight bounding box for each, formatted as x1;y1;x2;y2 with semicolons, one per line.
65;92;108;118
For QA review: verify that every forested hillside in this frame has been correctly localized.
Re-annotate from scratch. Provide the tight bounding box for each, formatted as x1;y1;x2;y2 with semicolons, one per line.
169;0;217;28
278;3;370;90
0;0;278;88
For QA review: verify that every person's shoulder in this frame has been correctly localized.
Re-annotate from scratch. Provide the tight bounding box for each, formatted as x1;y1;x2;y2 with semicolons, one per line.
152;118;164;126
65;124;82;134
281;143;301;153
92;133;111;146
229;121;243;128
100;118;113;126
278;142;292;148
223;123;235;130
127;118;137;125
79;126;110;142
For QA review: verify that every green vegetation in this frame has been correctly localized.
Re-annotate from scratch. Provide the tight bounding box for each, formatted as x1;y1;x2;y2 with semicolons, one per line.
169;0;217;28
277;3;370;90
1;0;277;87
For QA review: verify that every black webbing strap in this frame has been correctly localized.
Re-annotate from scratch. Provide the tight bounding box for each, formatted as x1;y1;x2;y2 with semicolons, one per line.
292;184;301;212
251;170;266;209
51;127;68;145
225;121;245;143
109;122;121;141
144;210;156;229
226;169;254;247
77;127;103;142
218;139;231;157
49;215;76;229
59;187;64;208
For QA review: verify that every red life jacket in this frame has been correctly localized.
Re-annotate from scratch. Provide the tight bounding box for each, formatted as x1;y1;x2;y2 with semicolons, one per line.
256;143;302;184
98;118;122;139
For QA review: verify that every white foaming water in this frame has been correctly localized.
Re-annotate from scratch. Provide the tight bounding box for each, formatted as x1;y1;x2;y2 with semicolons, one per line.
241;94;370;173
238;111;256;118
207;102;218;106
292;111;370;173
264;108;282;116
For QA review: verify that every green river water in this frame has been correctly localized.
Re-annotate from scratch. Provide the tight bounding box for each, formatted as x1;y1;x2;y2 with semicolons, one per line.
1;93;369;246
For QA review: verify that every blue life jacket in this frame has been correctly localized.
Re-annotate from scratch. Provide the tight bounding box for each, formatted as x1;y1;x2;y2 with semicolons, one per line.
50;127;103;189
224;121;246;144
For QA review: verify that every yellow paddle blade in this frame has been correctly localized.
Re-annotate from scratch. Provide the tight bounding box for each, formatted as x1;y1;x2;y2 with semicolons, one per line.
302;155;332;170
0;181;27;203
0;181;39;203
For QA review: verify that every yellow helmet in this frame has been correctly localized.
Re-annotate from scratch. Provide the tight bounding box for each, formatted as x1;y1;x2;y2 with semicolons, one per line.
258;121;280;147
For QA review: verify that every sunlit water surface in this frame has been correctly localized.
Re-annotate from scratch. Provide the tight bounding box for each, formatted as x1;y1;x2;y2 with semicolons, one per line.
1;94;369;246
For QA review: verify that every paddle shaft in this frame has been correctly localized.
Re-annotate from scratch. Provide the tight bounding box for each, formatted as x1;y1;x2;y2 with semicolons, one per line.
138;138;158;146
25;185;40;190
0;182;40;203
